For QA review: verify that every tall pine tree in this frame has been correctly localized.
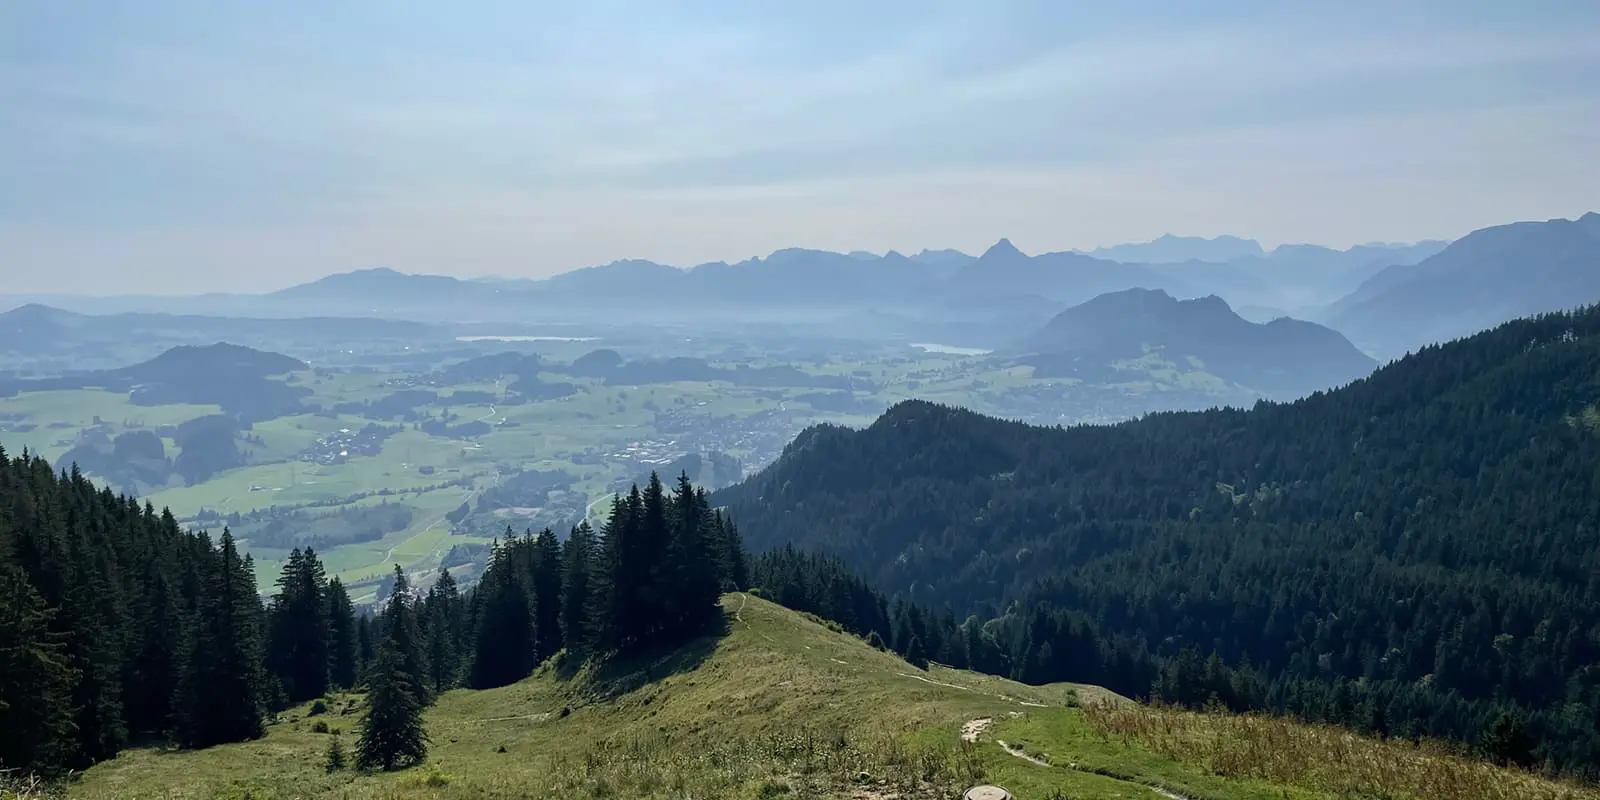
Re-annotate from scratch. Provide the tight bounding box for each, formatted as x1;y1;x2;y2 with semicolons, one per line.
716;511;749;592
355;642;428;772
174;530;265;748
559;522;596;653
530;528;564;662
467;542;535;689
266;548;331;704
593;492;639;652
0;565;78;774
667;476;722;638
422;568;463;694
379;566;432;706
325;576;358;690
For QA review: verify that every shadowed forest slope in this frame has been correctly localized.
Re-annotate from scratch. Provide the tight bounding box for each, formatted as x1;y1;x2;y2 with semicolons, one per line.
718;304;1600;775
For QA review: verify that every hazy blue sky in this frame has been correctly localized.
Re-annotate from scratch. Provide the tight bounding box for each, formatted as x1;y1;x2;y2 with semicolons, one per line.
3;1;1598;294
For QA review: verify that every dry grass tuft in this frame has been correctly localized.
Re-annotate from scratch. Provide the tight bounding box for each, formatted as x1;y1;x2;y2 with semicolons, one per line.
1081;701;1600;800
0;771;63;800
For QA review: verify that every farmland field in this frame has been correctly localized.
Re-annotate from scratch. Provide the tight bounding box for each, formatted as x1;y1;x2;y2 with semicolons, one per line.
1;338;1260;596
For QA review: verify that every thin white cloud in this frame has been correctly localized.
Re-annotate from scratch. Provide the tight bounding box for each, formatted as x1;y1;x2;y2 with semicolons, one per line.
1;2;1598;292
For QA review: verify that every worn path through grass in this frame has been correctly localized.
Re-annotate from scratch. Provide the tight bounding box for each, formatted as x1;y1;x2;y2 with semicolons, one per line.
68;594;1598;800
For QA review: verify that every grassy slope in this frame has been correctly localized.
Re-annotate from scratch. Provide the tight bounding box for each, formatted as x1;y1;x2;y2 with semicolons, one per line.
68;604;1599;799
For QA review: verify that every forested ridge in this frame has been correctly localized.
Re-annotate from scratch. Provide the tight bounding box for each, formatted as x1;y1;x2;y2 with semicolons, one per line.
718;305;1600;776
0;460;750;778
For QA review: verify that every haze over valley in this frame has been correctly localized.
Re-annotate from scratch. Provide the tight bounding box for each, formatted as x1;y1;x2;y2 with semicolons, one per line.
5;209;1597;602
5;3;1600;799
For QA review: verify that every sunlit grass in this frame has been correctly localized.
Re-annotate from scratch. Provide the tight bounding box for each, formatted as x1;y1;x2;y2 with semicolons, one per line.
66;594;1588;800
1080;701;1600;800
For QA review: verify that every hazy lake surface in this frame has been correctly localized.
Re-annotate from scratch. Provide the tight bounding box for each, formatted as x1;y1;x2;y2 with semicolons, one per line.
456;335;600;342
911;342;992;356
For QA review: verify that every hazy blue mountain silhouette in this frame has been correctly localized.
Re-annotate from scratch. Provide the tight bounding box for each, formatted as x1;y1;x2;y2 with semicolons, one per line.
944;239;1193;305
1082;233;1266;263
1019;288;1376;398
1325;212;1600;358
160;232;1469;327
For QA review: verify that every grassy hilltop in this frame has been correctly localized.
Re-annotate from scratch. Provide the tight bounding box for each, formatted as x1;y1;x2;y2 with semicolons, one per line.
69;595;1597;800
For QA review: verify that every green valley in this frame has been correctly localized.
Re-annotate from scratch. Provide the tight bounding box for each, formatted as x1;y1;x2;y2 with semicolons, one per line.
0;334;1295;599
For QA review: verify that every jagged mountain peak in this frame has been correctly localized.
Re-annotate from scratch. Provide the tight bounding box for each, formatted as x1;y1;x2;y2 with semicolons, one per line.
981;238;1027;260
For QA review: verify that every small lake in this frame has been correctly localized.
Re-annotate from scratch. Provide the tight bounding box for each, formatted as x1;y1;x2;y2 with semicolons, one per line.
911;342;992;356
456;335;600;342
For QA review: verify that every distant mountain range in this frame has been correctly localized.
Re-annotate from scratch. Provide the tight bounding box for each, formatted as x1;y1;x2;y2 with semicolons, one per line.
9;212;1597;360
946;239;1192;306
4;235;1448;325
1136;240;1449;313
297;236;1439;320
1078;233;1268;263
1017;289;1376;399
0;302;440;370
1322;212;1600;359
1075;233;1446;267
244;233;1465;329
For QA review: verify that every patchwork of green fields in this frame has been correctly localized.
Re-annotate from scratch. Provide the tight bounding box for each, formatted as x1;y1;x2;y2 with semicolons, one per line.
1;345;1259;594
0;389;223;462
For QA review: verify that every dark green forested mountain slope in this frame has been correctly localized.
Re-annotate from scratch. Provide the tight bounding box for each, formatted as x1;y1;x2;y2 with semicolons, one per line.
0;456;271;772
717;305;1600;774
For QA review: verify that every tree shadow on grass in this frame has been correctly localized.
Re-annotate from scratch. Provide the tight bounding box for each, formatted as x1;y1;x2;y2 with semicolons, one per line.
552;612;732;700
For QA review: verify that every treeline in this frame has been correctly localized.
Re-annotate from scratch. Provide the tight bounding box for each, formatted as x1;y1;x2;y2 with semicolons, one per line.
463;473;748;690
0;454;748;777
749;546;1563;773
0;451;273;772
720;306;1600;778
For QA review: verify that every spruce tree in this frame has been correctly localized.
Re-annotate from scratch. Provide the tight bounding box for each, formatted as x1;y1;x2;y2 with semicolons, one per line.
669;477;722;637
587;497;623;651
961;619;988;675
266;547;304;696
325;576;359;690
325;734;347;772
557;476;739;660
638;476;671;649
905;635;929;670
715;510;749;592
355;643;428;772
559;522;596;652
125;567;183;735
355;613;376;678
467;542;536;689
174;530;265;748
1482;710;1537;768
530;528;564;662
423;569;462;693
58;467;129;764
267;547;331;704
380;566;432;705
0;565;78;774
593;493;638;652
